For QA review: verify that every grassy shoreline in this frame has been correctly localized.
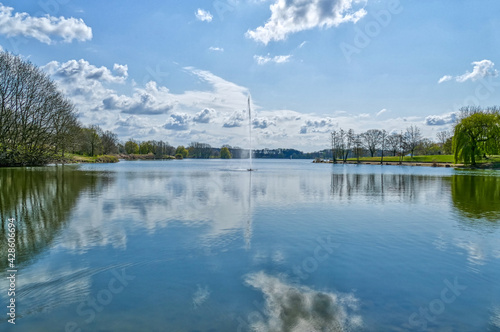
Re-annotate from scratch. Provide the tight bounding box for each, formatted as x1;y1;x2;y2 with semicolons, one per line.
50;153;177;164
51;154;119;164
314;155;500;169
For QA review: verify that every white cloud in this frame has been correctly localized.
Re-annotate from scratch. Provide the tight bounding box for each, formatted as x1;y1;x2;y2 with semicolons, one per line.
114;115;155;137
209;46;224;52
439;60;498;83
195;8;213;22
424;112;457;126
0;3;92;44
438;75;453;84
223;110;247;128
43;58;440;151
44;59;127;84
113;64;128;78
179;67;250;112
193;108;217;123
103;83;176;115
376;109;388;117
244;272;362;331
246;0;367;44
163;113;191;130
252;117;276;129
254;54;291;65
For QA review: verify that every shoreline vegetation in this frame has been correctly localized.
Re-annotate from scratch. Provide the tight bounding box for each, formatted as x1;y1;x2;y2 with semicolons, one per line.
46;152;500;170
313;155;500;169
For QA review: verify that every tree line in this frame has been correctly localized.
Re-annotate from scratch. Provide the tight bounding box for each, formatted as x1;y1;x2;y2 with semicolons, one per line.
328;106;500;165
329;125;452;163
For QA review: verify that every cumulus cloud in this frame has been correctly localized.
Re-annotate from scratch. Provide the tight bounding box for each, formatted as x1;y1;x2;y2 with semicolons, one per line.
424;112;457;126
103;81;175;115
195;8;213;22
45;58;251;136
254;54;291;65
113;64;128;78
115;115;150;129
223;110;247;128
252;117;276;129
246;0;367;44
299;117;335;134
42;58;438;151
163;113;191;130
305;117;335;128
438;60;498;83
0;3;92;44
44;59;128;84
208;46;224;52
193;108;217;123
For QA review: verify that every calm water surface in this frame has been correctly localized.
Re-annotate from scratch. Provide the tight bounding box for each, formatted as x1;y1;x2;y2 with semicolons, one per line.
1;159;499;331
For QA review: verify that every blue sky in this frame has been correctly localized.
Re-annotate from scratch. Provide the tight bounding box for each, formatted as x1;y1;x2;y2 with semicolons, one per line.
1;0;499;151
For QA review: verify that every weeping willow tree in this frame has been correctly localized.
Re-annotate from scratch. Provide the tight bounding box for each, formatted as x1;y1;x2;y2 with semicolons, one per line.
452;106;500;165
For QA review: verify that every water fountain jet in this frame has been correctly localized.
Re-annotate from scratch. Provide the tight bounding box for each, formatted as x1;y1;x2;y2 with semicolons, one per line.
247;96;255;171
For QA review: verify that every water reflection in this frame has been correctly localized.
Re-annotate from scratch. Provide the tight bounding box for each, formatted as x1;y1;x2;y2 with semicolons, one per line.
60;168;255;252
245;272;362;332
329;172;448;203
449;174;500;222
0;166;110;269
1;162;500;330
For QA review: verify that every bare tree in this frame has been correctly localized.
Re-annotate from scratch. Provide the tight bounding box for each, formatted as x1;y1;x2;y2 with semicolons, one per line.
405;125;422;158
353;134;364;162
0;52;79;166
380;129;387;164
398;131;407;163
386;133;400;156
362;129;383;157
436;130;453;155
330;131;338;163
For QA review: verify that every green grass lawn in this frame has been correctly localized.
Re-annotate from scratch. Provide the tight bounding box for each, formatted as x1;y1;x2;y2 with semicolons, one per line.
346;155;500;165
346;155;455;163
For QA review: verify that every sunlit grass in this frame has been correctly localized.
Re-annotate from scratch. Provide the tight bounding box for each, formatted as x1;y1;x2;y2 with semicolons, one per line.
346;155;500;165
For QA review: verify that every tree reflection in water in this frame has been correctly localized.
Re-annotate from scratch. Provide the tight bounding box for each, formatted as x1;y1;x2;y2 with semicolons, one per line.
0;166;111;269
449;174;500;223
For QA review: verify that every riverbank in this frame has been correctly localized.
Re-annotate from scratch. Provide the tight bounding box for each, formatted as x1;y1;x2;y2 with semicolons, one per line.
50;153;177;165
51;154;119;164
313;159;462;168
313;156;500;169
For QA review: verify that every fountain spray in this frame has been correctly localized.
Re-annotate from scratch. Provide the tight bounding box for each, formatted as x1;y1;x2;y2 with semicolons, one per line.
248;96;253;171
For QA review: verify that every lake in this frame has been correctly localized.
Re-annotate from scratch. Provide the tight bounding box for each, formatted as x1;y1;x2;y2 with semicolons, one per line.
1;159;499;331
